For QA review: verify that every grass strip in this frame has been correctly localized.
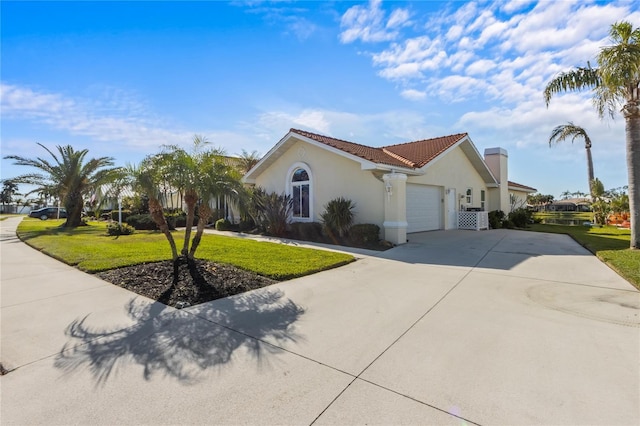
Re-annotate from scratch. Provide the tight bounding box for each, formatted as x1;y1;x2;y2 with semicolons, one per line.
527;223;639;290
16;218;354;280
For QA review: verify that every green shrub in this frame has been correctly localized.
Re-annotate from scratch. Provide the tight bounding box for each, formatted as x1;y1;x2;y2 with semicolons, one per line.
239;218;255;232
289;222;323;241
110;210;132;222
168;212;198;228
126;214;158;230
508;208;531;228
501;218;514;229
215;218;232;231
349;224;380;245
106;222;135;236
321;197;355;238
253;191;292;237
488;210;505;229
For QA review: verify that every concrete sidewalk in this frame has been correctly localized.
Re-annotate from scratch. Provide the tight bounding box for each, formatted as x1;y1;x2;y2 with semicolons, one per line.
1;216;639;425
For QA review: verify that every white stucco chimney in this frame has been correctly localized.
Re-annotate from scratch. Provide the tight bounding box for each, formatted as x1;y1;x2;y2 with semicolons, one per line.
484;147;509;213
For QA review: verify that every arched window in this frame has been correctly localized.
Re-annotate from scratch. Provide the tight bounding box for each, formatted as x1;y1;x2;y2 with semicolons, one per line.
288;163;312;220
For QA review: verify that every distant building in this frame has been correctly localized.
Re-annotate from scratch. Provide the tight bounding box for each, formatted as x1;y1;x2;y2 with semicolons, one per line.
546;198;591;212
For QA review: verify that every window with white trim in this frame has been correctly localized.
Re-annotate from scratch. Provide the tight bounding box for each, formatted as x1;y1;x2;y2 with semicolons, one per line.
466;188;473;205
480;190;486;211
291;167;310;219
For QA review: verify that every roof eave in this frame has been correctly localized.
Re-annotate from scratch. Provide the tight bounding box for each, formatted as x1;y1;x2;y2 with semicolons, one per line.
509;185;537;193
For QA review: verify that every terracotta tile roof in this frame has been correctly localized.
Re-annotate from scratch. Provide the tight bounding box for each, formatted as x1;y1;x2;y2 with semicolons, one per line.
508;181;537;192
383;133;468;168
290;128;467;169
290;128;410;168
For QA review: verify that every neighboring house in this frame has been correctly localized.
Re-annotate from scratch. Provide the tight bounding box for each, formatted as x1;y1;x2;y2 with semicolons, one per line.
243;129;537;244
546;198;592;212
508;181;538;210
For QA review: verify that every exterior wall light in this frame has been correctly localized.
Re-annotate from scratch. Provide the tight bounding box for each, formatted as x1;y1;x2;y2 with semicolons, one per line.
385;181;393;197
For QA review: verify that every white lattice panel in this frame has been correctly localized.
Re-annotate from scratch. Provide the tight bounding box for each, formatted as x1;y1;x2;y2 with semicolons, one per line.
458;212;489;230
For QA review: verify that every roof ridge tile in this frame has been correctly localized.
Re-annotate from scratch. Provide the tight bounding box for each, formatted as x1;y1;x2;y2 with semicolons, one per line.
381;148;416;168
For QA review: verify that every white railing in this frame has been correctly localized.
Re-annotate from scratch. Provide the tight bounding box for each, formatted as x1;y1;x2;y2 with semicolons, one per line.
458;211;489;230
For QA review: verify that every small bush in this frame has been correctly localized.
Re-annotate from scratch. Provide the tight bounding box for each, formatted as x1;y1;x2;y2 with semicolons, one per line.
110;210;132;222
126;214;158;230
349;224;380;245
508;208;531;228
169;213;198;228
501;219;514;229
106;222;135;236
488;210;505;229
239;218;255;232
321;197;355;238
289;222;323;241
215;218;232;231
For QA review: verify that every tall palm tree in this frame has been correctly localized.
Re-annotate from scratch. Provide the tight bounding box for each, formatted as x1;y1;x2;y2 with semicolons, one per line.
548;123;595;196
544;21;640;249
4;144;120;227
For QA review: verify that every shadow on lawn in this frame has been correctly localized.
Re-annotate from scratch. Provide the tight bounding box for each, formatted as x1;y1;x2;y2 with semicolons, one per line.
54;290;305;386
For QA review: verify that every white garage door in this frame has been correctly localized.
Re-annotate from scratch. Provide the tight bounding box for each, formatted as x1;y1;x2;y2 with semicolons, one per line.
406;184;442;233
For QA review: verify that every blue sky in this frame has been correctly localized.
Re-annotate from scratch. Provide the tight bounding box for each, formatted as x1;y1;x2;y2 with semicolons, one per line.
2;0;638;199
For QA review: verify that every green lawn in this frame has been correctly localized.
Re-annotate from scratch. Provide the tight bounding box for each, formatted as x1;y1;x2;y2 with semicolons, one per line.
527;223;639;290
533;212;593;220
16;218;355;280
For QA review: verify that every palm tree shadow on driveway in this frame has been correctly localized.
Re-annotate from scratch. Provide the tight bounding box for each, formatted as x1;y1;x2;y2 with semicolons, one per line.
54;289;305;387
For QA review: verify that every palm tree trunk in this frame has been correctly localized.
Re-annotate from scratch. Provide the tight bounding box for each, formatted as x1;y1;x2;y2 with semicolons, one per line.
624;103;640;249
181;188;198;256
188;202;212;259
63;191;84;228
585;144;595;197
149;197;179;261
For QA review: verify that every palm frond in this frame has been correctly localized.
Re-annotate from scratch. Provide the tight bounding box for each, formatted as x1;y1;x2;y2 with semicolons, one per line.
544;65;601;106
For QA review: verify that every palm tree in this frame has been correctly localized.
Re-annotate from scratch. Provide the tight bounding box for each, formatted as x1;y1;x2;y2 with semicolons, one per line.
544;21;640;249
4;144;120;227
548;123;595;196
237;149;261;173
128;161;180;263
1;180;19;213
135;136;244;264
188;150;245;258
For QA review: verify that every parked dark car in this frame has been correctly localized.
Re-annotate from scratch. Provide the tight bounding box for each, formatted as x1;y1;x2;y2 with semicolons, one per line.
29;207;68;220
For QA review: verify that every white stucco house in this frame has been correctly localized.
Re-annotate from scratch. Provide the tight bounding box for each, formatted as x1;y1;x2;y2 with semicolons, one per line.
243;129;536;245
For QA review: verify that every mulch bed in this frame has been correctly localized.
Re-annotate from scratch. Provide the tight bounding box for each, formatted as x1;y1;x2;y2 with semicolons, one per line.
96;258;276;309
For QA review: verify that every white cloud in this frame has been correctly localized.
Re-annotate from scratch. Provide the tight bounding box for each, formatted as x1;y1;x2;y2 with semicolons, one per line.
339;0;408;43
360;0;639;112
400;89;427;101
500;0;536;14
1;83;192;150
446;25;463;41
255;106;446;147
466;59;496;76
386;8;411;29
284;16;318;41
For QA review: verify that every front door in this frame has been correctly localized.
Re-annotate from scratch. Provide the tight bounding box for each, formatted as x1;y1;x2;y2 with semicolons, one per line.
446;188;457;230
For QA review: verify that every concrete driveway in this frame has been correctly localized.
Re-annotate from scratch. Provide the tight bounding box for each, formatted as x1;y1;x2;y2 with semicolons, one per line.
1;217;639;425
